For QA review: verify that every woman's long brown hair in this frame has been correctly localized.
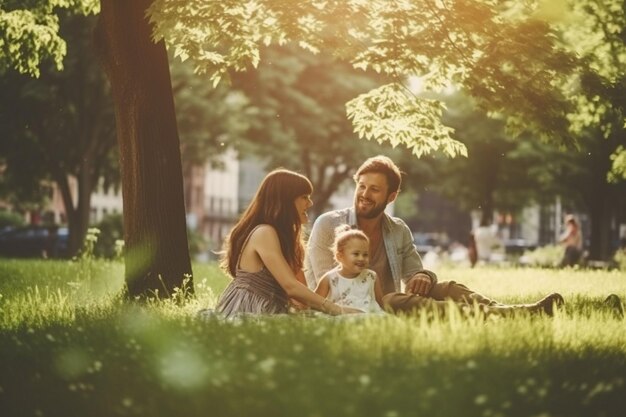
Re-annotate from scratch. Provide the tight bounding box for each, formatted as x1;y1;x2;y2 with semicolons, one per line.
221;169;313;277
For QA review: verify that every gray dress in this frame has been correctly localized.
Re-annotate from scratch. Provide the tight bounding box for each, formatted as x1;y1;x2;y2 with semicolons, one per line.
216;227;289;318
216;267;289;317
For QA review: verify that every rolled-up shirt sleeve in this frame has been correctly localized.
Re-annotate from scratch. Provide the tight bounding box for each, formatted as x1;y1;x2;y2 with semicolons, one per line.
304;214;338;289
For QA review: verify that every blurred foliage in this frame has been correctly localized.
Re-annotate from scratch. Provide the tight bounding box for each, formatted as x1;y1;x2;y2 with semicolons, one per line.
421;93;580;222
0;11;117;256
170;57;254;172
231;45;399;215
93;213;123;259
521;244;564;268
0;0;98;77
150;0;577;156
187;226;208;258
546;0;626;182
0;210;25;229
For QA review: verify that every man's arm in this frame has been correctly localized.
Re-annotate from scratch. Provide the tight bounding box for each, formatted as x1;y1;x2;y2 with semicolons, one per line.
397;221;438;293
304;214;338;289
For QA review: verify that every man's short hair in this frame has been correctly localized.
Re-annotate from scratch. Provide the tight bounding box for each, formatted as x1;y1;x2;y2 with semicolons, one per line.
354;155;402;194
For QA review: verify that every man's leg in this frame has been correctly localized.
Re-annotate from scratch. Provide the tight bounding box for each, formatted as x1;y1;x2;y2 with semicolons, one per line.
381;292;463;315
428;280;501;306
383;282;564;317
428;280;564;315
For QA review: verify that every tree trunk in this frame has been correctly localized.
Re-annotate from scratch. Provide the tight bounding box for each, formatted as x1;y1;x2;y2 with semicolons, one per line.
95;0;192;298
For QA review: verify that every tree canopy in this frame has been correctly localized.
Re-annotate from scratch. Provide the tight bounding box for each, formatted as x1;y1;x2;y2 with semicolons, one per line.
149;0;577;157
0;0;98;77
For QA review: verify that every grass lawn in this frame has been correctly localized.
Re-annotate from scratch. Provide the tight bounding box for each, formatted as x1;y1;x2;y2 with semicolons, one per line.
1;259;625;417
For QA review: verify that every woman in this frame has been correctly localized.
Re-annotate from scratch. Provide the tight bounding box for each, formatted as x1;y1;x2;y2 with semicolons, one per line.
559;214;583;267
216;169;358;317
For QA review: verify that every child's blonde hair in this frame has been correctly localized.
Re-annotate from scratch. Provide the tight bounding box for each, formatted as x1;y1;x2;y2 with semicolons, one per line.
332;224;369;263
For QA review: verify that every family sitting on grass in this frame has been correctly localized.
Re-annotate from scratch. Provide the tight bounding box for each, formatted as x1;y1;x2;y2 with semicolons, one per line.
214;155;619;318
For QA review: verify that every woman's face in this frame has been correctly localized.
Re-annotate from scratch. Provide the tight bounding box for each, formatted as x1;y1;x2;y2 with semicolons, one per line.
294;194;313;224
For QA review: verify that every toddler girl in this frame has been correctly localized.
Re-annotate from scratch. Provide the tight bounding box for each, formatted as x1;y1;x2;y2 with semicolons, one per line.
314;225;384;313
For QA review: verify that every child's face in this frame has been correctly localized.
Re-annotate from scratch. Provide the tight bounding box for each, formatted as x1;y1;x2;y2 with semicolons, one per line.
337;238;369;276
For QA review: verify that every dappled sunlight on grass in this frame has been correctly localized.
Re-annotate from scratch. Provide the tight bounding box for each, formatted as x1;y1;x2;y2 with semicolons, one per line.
441;266;625;304
1;261;625;416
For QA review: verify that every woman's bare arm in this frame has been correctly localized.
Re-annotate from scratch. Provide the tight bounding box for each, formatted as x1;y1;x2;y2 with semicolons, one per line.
250;225;359;315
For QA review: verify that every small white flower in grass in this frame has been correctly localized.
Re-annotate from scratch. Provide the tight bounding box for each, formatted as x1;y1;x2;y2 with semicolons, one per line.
313;327;326;336
92;361;103;372
258;357;277;374
55;348;91;379
359;374;371;386
122;397;133;408
159;348;208;390
474;394;488;405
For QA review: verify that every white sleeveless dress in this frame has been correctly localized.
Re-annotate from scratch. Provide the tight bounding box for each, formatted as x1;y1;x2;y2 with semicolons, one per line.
326;267;384;313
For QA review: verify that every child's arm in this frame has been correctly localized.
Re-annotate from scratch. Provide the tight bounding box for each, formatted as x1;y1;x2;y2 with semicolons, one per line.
314;275;331;298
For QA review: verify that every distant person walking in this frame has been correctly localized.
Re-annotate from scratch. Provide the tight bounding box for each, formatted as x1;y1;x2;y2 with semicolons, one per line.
559;214;583;267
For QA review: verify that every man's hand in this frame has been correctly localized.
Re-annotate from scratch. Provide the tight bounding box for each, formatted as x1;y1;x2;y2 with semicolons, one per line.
405;273;433;296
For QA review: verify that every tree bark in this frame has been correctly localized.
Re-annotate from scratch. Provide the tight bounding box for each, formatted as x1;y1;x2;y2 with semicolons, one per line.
95;0;192;298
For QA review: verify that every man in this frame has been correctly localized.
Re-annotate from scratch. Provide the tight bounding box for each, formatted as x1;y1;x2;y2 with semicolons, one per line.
305;155;563;315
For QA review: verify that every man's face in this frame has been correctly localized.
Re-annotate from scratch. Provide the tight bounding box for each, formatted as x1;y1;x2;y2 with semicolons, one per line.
354;173;397;219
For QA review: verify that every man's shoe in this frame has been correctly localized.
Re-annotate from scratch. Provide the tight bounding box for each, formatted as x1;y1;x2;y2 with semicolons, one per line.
604;294;624;318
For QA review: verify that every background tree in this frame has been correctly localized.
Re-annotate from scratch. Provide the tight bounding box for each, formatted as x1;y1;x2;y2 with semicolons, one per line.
94;0;192;297
430;93;573;221
0;11;117;256
231;45;397;216
171;57;253;218
547;0;626;259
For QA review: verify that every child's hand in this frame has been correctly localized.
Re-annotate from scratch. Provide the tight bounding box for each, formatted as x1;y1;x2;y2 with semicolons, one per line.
340;306;366;314
289;298;307;311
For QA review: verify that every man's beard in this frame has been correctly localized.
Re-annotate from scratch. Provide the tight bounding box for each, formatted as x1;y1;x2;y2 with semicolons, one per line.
355;197;387;219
